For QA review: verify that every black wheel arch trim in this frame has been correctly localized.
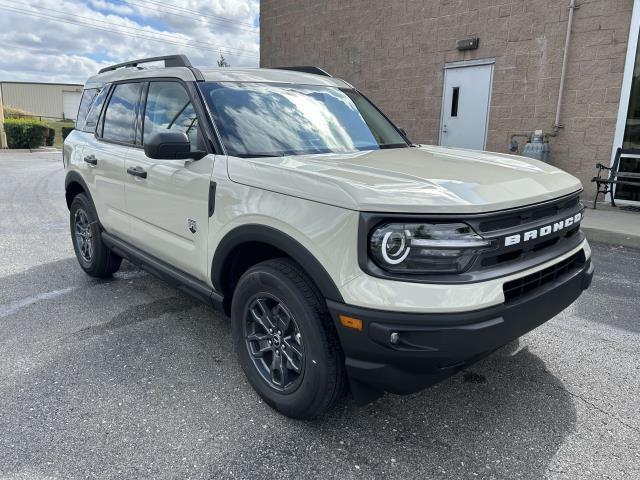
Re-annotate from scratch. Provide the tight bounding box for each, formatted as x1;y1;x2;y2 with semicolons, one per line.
211;224;344;303
65;171;95;211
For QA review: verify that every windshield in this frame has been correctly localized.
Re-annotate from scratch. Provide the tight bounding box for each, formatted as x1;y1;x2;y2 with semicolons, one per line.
199;82;408;157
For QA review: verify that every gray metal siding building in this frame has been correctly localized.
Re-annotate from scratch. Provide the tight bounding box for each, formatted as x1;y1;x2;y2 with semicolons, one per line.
0;82;83;120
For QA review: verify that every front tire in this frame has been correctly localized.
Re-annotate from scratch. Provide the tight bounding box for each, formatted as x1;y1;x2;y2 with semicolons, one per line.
231;258;346;419
70;193;122;277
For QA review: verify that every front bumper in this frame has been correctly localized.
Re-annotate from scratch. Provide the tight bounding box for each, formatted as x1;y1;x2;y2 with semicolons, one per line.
327;255;594;403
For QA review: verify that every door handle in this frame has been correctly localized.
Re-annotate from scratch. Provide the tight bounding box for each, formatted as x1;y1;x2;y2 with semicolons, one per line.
127;166;147;179
84;154;97;165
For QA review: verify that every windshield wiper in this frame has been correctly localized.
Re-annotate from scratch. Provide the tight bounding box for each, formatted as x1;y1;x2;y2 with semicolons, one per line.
378;143;410;150
236;153;282;158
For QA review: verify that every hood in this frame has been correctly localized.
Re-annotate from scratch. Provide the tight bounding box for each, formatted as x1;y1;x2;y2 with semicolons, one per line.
226;145;582;214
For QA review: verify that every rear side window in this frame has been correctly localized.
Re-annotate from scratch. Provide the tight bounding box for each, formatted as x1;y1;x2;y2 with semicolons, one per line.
143;81;202;151
76;88;98;131
102;83;142;144
82;87;109;133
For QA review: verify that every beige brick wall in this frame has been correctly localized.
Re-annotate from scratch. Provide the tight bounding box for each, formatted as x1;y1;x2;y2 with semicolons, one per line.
260;0;634;197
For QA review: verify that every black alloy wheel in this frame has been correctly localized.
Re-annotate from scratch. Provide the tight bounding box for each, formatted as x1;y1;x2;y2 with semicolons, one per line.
244;295;305;392
74;208;94;263
69;193;122;277
231;258;346;419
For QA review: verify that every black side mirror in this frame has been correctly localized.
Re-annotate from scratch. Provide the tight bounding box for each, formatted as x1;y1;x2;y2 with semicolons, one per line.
144;131;206;160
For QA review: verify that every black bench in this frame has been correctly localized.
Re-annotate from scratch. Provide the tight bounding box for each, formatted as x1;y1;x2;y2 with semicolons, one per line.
592;147;640;208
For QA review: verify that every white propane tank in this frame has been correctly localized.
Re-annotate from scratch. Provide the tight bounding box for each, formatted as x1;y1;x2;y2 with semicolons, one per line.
522;130;550;162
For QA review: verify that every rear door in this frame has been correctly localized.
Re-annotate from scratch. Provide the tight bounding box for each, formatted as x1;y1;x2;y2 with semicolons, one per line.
83;81;144;239
123;80;214;281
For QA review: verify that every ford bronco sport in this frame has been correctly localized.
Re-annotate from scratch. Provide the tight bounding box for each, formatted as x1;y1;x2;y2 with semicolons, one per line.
64;55;594;419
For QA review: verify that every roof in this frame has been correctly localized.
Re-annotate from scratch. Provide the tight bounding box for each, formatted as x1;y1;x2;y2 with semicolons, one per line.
84;66;351;89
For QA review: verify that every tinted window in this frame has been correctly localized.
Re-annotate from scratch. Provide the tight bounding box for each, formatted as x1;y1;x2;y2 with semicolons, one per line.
102;83;141;144
200;82;407;157
76;88;98;131
143;81;201;151
83;87;109;133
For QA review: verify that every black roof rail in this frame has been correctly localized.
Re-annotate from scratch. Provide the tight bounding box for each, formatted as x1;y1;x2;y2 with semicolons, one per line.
274;66;332;77
98;54;193;74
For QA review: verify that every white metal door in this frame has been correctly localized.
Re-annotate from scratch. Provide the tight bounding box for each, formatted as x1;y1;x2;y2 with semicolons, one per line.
62;91;82;121
440;63;494;150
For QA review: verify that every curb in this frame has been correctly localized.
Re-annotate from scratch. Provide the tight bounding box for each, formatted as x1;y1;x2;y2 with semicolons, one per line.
0;148;61;154
583;227;640;250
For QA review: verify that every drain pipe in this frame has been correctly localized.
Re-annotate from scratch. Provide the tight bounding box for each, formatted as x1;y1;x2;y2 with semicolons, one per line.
553;0;578;134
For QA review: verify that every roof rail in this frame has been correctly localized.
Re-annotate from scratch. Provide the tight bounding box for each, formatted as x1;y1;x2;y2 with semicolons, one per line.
98;54;193;74
274;66;332;77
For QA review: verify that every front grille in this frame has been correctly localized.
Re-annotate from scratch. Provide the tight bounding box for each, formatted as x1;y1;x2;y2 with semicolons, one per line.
503;250;585;303
464;192;584;271
475;194;580;234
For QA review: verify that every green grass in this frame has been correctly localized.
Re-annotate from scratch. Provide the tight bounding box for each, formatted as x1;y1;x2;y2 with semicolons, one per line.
45;120;75;148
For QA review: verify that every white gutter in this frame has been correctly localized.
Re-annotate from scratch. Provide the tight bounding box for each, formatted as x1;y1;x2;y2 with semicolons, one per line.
553;0;578;133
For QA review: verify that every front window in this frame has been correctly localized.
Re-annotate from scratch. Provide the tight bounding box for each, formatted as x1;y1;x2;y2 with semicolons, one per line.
199;82;408;157
143;81;202;151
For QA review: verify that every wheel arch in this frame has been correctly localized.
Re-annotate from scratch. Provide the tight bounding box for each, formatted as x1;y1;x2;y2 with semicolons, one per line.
65;171;94;211
212;224;344;314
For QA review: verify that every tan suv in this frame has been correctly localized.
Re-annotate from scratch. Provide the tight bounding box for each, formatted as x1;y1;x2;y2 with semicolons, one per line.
63;55;594;419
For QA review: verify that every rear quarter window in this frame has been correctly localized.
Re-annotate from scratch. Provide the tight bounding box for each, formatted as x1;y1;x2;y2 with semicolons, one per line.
76;88;98;132
82;87;109;134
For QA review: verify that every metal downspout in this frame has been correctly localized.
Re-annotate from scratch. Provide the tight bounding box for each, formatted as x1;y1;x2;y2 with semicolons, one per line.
553;0;578;134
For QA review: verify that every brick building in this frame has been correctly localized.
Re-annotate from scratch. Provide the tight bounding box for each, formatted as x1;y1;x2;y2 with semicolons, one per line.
260;0;640;202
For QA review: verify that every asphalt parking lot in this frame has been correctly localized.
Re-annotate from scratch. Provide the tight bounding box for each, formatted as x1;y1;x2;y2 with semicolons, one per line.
1;151;639;480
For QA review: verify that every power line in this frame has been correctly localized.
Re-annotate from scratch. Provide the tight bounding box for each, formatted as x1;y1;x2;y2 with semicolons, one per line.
0;1;258;57
0;3;259;59
129;0;257;29
120;0;258;33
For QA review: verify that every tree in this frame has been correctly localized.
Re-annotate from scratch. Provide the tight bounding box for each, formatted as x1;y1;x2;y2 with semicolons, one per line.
217;54;230;68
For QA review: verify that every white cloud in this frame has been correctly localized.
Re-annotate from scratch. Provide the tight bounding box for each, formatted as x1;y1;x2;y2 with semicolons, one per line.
0;0;259;84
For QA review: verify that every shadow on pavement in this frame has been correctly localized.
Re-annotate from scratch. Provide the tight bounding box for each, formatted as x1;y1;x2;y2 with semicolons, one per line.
0;257;577;479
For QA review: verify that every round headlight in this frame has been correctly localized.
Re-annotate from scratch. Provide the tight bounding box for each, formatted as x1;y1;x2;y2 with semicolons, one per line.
368;222;496;274
381;230;410;264
370;225;412;267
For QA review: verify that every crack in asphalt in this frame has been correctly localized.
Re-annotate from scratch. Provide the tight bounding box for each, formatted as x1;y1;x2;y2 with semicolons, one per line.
560;387;640;434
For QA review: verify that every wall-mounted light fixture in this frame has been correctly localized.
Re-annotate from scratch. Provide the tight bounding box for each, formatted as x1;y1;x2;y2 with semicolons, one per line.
456;38;480;51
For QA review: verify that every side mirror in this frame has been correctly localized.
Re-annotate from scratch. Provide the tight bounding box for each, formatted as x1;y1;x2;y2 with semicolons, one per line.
144;131;206;160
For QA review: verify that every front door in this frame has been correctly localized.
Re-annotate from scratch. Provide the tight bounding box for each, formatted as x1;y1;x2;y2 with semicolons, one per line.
440;62;494;150
123;80;214;281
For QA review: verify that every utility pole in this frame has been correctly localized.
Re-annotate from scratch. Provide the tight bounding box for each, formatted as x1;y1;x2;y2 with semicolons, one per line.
0;84;7;148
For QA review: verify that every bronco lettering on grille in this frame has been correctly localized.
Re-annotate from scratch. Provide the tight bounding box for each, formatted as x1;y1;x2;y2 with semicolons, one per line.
504;212;582;247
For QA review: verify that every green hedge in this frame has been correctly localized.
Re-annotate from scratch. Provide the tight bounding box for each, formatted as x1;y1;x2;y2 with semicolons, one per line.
4;118;49;149
62;126;74;140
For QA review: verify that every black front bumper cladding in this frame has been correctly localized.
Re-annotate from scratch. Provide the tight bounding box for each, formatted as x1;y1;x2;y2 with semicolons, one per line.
327;255;594;405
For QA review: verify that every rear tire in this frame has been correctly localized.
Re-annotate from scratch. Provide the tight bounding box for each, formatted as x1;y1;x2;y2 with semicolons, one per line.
70;193;122;277
231;258;346;419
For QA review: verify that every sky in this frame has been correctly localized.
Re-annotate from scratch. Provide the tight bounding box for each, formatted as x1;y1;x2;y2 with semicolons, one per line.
0;0;260;84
